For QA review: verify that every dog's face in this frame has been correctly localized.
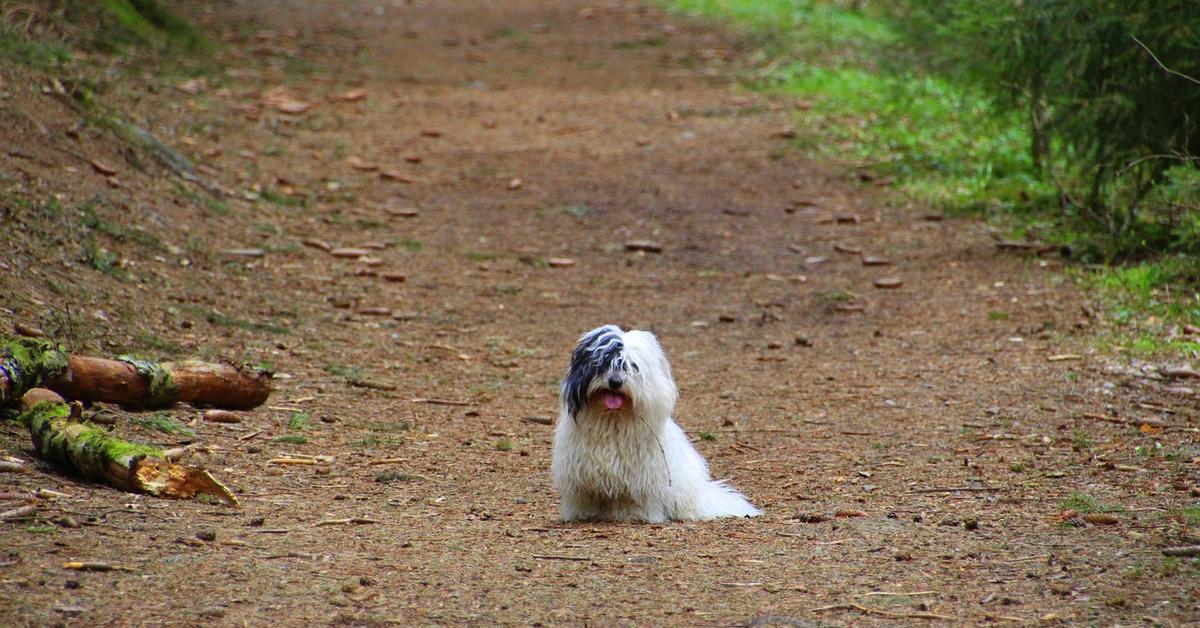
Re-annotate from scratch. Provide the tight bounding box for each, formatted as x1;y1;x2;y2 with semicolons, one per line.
561;325;677;423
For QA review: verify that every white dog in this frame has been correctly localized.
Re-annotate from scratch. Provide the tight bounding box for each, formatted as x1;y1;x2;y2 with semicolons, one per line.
550;325;761;522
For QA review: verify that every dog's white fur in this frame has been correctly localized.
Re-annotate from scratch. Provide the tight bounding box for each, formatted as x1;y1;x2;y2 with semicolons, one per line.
551;325;760;522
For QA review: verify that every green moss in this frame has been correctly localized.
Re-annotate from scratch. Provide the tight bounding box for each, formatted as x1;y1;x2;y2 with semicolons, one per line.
115;355;179;407
100;0;210;53
0;337;70;405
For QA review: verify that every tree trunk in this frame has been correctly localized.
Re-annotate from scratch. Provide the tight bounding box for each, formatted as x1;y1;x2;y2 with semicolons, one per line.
1;336;271;409
49;355;272;409
18;389;238;506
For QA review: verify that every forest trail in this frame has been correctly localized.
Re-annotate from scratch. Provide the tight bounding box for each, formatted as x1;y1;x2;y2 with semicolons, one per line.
1;1;1196;625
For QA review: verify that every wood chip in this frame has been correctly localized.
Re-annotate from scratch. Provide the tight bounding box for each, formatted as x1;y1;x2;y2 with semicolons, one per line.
385;206;420;217
0;505;36;521
1161;545;1200;557
861;256;890;266
804;256;828;265
547;257;576;268
835;214;860;224
314;517;378;527
382;272;407;283
302;239;332;252
330;248;371;258
522;416;554;426
873;277;902;289
334;88;367;102
833;243;862;254
380;170;413;183
268;458;319;466
1047;354;1082;362
62;561;132;572
410;398;472;406
346;156;378;172
507;177;523;190
89;159;118;176
625;240;662;253
223;248;266;257
834;509;867;518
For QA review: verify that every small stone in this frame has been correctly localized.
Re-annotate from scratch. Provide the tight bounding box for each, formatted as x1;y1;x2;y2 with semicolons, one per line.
718;314;737;323
507;177;523;190
766;341;782;349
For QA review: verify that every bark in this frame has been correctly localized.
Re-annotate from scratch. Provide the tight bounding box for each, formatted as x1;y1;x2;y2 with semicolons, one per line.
17;389;238;506
1;336;271;409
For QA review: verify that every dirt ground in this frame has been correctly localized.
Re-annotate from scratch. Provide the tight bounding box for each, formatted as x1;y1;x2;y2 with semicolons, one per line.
2;1;1198;625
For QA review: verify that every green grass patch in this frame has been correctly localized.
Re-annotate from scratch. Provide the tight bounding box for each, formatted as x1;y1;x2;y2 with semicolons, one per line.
495;438;515;452
1059;491;1123;515
697;431;717;441
185;306;290;335
287;411;312;431
374;470;413;483
271;434;308;445
1082;261;1200;357
132;413;194;436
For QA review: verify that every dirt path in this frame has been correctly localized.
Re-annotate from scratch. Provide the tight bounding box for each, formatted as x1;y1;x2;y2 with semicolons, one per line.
2;1;1197;625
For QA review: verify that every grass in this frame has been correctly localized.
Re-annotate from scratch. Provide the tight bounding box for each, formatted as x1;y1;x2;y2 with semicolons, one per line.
184;306;291;335
375;470;413;483
1060;491;1124;515
287;411;312;431
495;438;515;452
271;434;308;445
132;413;195;436
1083;261;1200;357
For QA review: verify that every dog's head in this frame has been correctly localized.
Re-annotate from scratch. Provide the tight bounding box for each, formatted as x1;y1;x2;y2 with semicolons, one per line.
561;325;677;422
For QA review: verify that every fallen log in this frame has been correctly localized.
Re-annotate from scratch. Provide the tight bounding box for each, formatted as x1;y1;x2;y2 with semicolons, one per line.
17;389;238;506
1;336;271;409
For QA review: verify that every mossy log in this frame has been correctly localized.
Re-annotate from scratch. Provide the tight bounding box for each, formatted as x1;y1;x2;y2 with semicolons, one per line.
18;389;238;506
1;337;271;409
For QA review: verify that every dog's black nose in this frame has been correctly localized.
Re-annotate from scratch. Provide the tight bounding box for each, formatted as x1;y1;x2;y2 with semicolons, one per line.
607;375;623;390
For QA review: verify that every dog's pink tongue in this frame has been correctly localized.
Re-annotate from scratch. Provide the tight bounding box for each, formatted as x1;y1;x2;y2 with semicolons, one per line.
603;391;625;410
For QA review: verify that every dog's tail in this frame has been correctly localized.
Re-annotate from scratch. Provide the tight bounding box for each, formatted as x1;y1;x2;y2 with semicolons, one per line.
698;481;762;519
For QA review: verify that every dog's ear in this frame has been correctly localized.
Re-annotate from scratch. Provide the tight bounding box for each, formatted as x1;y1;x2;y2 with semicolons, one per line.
618;324;631;332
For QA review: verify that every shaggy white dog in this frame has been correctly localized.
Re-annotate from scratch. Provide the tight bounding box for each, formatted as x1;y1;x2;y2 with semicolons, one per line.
550;325;761;522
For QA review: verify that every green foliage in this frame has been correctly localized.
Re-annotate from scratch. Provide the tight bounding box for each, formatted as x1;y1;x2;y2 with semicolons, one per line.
893;0;1200;264
99;0;210;53
287;412;312;431
271;434;308;445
